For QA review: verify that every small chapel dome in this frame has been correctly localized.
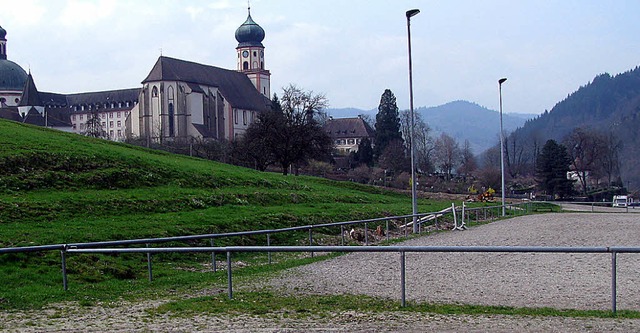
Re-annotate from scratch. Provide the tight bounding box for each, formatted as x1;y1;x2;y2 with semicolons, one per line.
0;26;6;39
235;10;265;47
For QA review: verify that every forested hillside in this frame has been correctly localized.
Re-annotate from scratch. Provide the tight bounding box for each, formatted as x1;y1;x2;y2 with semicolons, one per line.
510;66;640;189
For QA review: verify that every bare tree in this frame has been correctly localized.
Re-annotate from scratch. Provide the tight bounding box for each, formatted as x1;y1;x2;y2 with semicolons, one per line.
504;131;530;178
457;139;477;177
563;127;606;195
598;130;622;186
400;110;435;173
433;133;461;180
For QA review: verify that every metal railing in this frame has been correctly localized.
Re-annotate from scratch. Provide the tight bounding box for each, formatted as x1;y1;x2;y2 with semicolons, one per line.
64;244;637;313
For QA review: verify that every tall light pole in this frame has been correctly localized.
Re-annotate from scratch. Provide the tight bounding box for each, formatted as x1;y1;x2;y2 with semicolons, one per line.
406;8;420;233
498;78;507;216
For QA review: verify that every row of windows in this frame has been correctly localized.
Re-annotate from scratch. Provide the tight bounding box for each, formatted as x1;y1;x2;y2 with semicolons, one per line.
0;97;20;104
73;101;133;112
73;124;123;138
233;110;255;125
72;120;121;129
335;138;360;145
72;111;123;121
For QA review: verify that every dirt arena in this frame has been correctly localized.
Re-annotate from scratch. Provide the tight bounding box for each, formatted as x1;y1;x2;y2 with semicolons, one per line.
3;211;640;332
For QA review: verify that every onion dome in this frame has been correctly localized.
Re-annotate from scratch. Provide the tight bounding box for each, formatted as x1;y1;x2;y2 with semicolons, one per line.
0;60;27;91
235;10;265;47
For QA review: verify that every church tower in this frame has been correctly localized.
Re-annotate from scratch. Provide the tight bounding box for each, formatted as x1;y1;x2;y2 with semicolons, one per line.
235;7;270;98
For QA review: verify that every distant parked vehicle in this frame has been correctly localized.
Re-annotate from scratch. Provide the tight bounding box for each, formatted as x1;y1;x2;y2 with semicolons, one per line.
613;195;631;207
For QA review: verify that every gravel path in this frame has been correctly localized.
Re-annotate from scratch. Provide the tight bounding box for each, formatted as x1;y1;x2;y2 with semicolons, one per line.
3;212;640;332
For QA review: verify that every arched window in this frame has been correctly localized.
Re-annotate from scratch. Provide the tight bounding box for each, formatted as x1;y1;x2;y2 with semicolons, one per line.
168;86;174;100
243;61;249;70
253;61;258;69
152;86;158;97
168;103;175;137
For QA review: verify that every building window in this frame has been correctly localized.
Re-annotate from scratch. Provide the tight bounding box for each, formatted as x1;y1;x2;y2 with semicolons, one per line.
80;114;83;120
102;113;106;119
243;61;248;70
117;120;121;127
102;122;106;127
168;103;175;137
234;110;238;124
72;115;76;121
348;139;355;145
110;121;114;128
152;86;158;97
109;113;114;118
117;130;122;137
242;110;247;125
72;124;76;130
110;130;114;137
117;112;121;118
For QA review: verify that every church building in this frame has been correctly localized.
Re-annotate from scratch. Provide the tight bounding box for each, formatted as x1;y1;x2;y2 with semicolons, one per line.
0;8;271;143
127;8;271;142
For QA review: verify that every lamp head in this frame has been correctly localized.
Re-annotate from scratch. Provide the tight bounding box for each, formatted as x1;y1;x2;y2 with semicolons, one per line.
498;78;507;85
406;9;420;18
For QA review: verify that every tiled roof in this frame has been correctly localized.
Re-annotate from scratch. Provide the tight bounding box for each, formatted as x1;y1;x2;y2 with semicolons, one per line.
323;117;375;139
66;88;140;107
143;56;269;112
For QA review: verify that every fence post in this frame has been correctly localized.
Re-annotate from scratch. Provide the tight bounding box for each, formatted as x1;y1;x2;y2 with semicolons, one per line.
341;225;345;246
210;238;217;272
400;251;406;307
612;251;617;314
146;243;153;282
61;249;68;291
227;251;233;300
309;228;314;258
386;220;389;241
404;218;408;238
365;223;369;245
267;234;272;264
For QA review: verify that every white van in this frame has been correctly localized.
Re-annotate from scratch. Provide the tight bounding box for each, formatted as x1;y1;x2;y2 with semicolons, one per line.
613;195;630;207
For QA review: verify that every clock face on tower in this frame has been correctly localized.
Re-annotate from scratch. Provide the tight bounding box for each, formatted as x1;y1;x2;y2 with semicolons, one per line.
242;50;249;58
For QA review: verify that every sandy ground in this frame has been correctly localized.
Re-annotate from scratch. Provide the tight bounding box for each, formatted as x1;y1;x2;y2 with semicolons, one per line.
3;212;640;332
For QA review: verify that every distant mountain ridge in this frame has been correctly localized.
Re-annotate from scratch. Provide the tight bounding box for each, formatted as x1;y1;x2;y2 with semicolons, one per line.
512;66;640;187
327;100;535;153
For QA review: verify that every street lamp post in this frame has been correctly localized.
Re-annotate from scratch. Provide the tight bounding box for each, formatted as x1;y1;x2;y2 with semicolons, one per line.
406;8;420;233
498;78;507;216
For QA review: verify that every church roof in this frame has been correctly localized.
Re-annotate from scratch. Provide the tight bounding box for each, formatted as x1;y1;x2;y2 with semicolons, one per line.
324;117;375;139
142;56;269;112
18;72;43;107
66;88;140;108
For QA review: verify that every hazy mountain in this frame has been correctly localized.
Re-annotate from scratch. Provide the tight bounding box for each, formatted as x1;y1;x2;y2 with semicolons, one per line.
327;100;534;154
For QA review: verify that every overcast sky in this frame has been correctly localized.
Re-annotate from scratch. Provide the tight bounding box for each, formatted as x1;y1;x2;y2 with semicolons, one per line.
2;0;638;115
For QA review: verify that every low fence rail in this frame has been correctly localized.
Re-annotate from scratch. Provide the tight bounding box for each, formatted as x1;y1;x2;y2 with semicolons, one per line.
66;245;636;313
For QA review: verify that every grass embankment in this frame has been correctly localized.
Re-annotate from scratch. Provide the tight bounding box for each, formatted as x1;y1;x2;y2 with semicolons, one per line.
0;119;450;310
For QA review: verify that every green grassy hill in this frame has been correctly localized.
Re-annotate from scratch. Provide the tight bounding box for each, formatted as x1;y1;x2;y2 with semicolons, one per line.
0;119;442;247
0;119;447;309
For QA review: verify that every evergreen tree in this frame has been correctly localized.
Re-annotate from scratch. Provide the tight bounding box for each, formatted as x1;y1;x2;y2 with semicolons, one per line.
374;89;403;159
354;137;374;167
535;139;574;198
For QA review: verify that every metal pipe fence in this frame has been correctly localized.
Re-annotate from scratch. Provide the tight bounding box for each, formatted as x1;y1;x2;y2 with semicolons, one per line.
64;244;637;313
2;201;639;313
0;202;529;257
